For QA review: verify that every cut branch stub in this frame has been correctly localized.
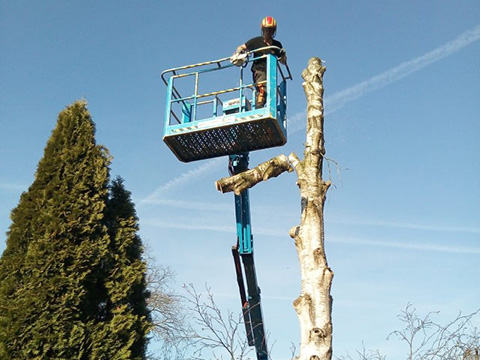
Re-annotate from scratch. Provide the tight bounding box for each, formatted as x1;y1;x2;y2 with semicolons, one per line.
215;153;297;195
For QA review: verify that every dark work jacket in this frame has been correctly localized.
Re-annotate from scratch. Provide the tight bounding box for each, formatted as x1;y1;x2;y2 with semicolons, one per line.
244;36;283;73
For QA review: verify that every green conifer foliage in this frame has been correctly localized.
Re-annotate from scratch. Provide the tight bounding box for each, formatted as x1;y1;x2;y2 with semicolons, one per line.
0;101;151;359
91;177;151;359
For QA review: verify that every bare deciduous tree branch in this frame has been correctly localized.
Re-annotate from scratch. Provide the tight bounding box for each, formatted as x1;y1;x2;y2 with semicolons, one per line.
145;250;190;360
387;304;480;360
182;283;252;360
335;304;480;360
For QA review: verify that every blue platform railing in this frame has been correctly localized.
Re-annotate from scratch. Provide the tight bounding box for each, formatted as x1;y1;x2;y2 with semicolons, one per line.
161;48;292;162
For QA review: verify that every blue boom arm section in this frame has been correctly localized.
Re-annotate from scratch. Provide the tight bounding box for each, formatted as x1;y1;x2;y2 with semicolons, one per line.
161;50;292;360
229;154;268;360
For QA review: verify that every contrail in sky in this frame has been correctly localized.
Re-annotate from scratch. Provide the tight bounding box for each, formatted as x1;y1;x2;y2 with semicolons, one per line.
144;24;480;203
289;23;480;132
139;157;223;207
328;218;480;234
331;236;480;255
141;218;480;254
140;198;231;211
0;183;28;192
327;24;480;112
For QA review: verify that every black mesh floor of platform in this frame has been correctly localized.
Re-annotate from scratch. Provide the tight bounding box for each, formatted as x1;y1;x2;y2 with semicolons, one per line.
164;117;286;162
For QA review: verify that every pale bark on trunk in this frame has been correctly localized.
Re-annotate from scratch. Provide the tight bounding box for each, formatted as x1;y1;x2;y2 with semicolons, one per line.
215;57;333;360
289;57;333;360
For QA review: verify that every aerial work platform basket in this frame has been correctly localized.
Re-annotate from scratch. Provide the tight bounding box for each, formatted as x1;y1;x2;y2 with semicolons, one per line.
161;48;292;162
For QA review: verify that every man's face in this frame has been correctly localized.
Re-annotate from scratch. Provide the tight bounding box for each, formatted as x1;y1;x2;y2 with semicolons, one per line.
262;27;275;38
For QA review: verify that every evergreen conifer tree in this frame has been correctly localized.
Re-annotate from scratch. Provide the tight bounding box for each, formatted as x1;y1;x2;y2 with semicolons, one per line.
0;101;151;359
91;177;151;359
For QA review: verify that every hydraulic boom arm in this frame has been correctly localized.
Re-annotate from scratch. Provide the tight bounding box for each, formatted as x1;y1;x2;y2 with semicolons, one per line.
229;153;268;360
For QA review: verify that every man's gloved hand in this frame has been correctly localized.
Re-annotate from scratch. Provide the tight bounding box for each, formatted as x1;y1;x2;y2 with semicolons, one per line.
231;51;248;67
277;48;287;64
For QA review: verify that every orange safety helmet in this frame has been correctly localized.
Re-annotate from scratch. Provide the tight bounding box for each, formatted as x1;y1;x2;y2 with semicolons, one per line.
261;16;277;37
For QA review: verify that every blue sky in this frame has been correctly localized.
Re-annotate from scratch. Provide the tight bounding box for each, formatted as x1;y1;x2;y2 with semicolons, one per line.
1;1;479;358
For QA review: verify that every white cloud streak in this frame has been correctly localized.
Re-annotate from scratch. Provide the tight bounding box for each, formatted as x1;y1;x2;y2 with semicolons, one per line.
142;219;233;234
331;236;480;255
140;198;231;212
140;199;480;235
142;218;480;255
0;183;28;192
139;157;223;208
327;218;480;234
327;24;480;111
289;23;480;132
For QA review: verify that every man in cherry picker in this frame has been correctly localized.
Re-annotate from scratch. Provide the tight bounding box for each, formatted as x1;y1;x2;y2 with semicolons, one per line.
233;16;287;108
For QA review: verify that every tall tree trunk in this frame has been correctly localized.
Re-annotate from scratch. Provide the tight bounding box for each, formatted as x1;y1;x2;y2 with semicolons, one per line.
289;57;333;360
215;57;333;359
